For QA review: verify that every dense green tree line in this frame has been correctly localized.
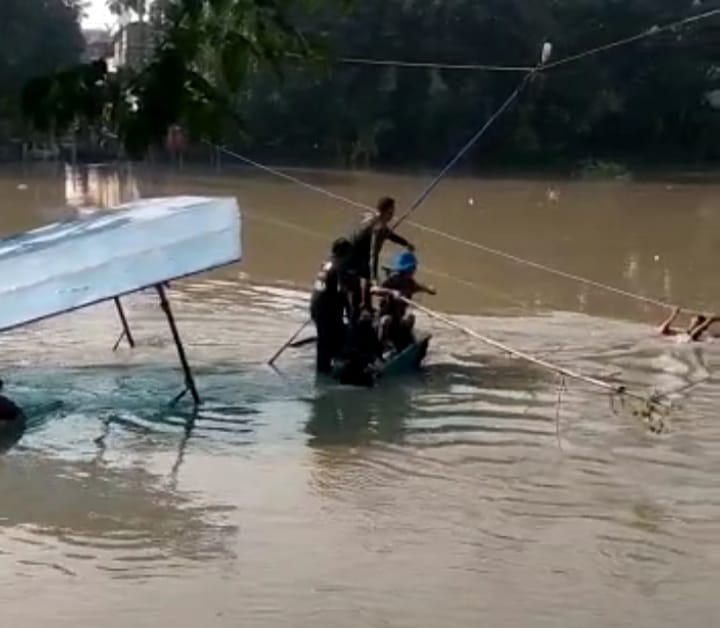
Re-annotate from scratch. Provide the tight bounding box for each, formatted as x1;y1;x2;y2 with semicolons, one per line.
236;0;720;168
9;0;720;167
21;0;314;157
0;0;85;152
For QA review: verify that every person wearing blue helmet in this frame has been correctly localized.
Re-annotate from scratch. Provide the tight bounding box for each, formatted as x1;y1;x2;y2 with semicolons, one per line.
373;250;436;352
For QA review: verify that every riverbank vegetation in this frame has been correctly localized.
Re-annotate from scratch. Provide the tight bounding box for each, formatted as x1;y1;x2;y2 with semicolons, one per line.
8;0;720;169
0;0;85;159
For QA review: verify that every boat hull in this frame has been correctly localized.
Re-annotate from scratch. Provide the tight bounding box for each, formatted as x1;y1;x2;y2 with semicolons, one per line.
377;332;431;379
0;196;241;333
330;332;431;386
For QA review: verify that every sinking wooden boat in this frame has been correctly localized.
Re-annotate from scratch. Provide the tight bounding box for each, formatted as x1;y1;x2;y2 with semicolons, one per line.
0;195;241;404
377;332;431;379
330;331;431;386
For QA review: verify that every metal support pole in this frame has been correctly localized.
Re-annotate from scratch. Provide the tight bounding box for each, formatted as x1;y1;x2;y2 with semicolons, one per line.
156;284;200;405
112;297;136;351
170;413;197;484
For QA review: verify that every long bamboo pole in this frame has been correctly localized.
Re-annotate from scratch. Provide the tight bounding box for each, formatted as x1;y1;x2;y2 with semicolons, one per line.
402;297;669;407
268;319;312;366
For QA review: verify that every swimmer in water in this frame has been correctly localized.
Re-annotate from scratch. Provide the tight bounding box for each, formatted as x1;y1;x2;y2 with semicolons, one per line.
657;307;719;342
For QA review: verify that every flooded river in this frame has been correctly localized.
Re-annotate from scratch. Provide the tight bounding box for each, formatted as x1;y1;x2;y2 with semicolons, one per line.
1;162;719;626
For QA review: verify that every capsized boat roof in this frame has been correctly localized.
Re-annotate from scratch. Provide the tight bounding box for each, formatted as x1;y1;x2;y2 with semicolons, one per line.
0;195;241;332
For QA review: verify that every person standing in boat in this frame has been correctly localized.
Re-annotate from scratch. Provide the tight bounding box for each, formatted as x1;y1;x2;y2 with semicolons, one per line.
373;250;436;352
348;196;415;315
309;238;356;374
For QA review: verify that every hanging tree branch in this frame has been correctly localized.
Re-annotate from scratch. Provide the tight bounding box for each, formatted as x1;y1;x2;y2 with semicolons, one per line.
21;0;320;157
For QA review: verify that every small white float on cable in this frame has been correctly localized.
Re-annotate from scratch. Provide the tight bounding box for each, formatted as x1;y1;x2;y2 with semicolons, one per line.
541;41;553;65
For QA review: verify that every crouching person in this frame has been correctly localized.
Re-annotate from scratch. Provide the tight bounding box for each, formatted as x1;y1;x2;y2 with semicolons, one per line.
373;251;435;353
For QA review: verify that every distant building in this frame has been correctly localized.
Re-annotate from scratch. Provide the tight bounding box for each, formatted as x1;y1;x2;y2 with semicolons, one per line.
82;29;113;63
112;22;155;71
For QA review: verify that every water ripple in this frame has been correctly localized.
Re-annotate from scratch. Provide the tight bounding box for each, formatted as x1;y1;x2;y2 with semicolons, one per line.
0;276;719;618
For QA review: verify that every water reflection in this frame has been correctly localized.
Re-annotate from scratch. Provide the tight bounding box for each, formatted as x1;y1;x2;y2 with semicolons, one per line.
305;380;414;447
0;451;237;579
0;165;718;624
6;162;720;320
305;357;553;451
64;164;139;210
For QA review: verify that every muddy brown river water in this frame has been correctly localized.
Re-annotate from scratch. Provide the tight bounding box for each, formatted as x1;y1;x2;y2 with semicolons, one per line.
0;162;719;627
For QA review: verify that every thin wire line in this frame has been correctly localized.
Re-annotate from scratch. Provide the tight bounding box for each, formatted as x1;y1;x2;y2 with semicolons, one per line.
208;8;720;315
543;7;720;71
399;221;675;310
245;209;530;308
333;8;720;73
338;57;532;72
213;144;682;311
394;70;536;227
212;144;375;212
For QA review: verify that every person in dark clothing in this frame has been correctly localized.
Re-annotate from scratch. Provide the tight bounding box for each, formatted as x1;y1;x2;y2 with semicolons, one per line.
335;309;384;387
310;238;355;373
0;379;26;448
347;196;415;314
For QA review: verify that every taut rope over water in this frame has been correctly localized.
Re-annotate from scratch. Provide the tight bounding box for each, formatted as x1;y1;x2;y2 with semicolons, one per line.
335;8;720;74
213;142;702;316
268;319;312;367
401;297;672;430
402;298;627;396
211;8;720;368
260;43;550;365
392;66;540;229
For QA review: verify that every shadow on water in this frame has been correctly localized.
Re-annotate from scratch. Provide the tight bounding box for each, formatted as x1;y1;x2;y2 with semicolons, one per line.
7;340;583;460
304;356;554;448
304;375;417;447
0;449;239;578
0;366;268;578
1;363;280;474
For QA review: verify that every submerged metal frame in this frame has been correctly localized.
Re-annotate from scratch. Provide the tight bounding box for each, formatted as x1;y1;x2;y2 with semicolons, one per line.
109;287;200;406
156;284;200;406
112;297;136;351
0;196;241;413
93;286;202;470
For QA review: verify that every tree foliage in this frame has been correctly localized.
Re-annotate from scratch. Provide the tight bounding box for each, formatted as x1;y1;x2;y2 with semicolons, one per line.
22;0;315;157
0;0;84;142
107;0;149;21
238;0;720;166
16;0;720;165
